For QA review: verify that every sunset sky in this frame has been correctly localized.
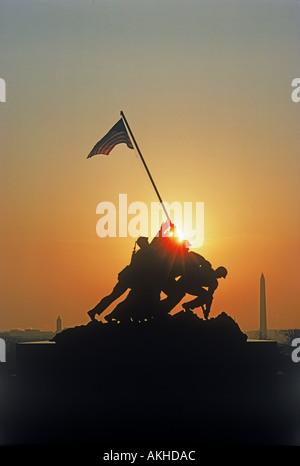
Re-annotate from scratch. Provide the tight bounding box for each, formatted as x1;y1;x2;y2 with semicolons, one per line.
0;0;299;332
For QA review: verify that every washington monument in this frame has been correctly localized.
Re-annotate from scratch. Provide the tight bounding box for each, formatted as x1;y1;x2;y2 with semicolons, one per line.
260;273;267;339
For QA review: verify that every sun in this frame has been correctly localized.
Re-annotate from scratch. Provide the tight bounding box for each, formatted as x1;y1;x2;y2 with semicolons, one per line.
168;228;184;241
176;229;185;242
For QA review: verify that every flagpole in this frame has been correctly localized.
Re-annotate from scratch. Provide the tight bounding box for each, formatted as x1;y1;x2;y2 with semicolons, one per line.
120;110;170;223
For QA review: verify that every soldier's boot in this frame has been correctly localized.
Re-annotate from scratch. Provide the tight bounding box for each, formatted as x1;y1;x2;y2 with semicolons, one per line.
182;302;192;312
104;313;113;323
87;309;98;322
202;305;209;320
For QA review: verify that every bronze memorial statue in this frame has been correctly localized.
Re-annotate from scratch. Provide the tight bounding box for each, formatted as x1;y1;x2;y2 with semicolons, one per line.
88;220;227;324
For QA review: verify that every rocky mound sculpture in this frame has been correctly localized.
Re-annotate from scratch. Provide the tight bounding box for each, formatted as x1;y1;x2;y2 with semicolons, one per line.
52;310;248;389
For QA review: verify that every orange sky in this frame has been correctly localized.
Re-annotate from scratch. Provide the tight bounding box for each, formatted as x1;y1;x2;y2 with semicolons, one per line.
0;0;299;332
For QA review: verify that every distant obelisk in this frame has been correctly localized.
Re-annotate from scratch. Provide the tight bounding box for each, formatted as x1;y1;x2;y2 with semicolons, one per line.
56;315;62;334
260;273;267;339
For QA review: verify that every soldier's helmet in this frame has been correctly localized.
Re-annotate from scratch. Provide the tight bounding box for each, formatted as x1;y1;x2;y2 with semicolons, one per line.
136;236;149;248
215;266;228;278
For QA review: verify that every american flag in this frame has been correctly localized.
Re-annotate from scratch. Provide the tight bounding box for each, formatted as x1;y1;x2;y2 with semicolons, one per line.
87;118;133;158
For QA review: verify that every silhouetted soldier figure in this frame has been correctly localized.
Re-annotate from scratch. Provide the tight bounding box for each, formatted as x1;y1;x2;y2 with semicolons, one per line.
159;251;209;314
87;236;151;322
105;286;162;324
150;220;190;307
104;223;189;324
182;266;227;319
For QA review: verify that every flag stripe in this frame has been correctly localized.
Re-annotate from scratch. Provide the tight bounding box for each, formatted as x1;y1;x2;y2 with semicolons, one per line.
100;133;130;152
87;118;133;158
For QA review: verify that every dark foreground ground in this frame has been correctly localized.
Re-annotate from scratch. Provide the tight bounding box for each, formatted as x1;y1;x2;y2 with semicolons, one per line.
0;312;299;455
